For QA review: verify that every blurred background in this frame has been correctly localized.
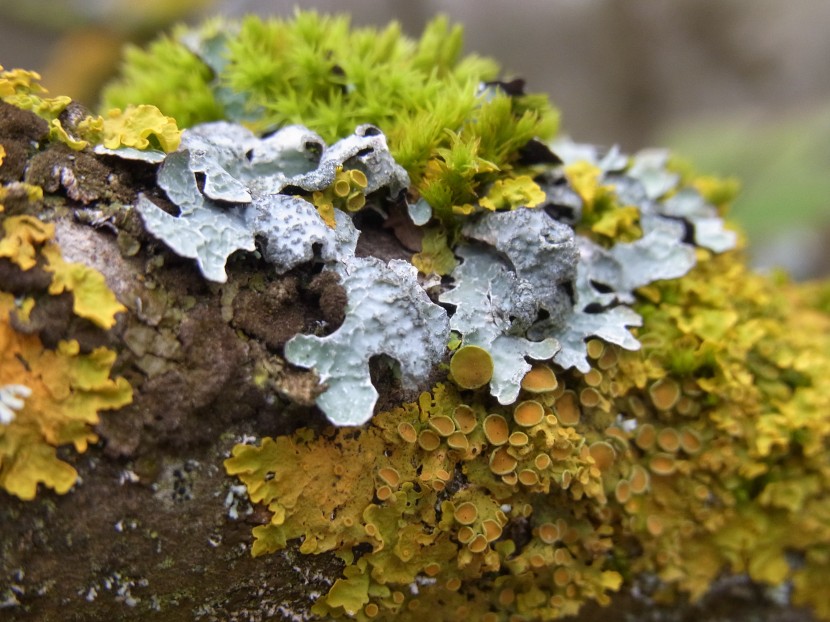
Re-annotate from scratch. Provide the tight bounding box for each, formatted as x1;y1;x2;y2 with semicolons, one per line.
1;0;828;278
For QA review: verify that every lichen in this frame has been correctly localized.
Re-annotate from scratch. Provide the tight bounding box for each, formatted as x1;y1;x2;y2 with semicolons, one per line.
228;244;830;620
0;215;126;328
133;121;406;282
0;209;132;501
1;63;180;158
284;256;449;426
439;244;559;404
6;10;817;620
0;247;132;502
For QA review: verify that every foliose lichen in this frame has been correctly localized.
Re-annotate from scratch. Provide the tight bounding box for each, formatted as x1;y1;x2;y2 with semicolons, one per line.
4;9;826;621
284;256;449;426
134;121;407;282
226;245;830;621
0;216;132;500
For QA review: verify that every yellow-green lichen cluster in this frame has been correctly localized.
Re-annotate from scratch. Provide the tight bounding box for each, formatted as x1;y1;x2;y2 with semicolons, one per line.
0;215;132;500
226;240;830;620
1;63;181;154
312;166;369;227
225;378;623;621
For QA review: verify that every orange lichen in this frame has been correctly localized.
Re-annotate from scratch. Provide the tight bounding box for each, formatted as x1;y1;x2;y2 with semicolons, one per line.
417;429;441;451
513;400;544;427
520;364;558;394
0;214;131;500
397;422;418;443
452;405;477;434
312;167;369;228
483;414;509;445
378;467;400;488
648;377;681;411
454;502;478;525
553;390;581;426
656;427;681;453
488;447;518;475
428;415;455;437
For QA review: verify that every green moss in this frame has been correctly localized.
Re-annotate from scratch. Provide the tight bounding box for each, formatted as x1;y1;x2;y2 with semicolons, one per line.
103;12;558;230
101;34;224;128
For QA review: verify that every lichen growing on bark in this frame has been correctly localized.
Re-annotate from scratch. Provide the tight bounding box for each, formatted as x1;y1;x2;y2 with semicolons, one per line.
0;217;132;500
0;10;828;622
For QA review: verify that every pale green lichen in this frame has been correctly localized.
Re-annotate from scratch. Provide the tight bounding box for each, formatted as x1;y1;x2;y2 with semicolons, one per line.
285;256;449;426
439;244;559;404
133;121;405;282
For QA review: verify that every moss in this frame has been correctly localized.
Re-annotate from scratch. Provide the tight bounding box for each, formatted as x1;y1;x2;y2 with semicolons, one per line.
103;13;557;232
1;10;827;621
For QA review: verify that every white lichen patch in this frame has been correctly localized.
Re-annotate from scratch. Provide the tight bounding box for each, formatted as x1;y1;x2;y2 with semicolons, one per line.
285;256;449;426
462;207;578;325
135;195;255;283
0;384;32;425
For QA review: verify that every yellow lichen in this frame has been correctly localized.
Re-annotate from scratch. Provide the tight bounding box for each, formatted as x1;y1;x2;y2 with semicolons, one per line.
226;378;624;620
71;104;181;153
311;167;369;227
520;364;558;394
478;175;545;211
0;216;126;329
0;214;132;500
0;215;53;270
2;65;181;153
0;295;132;500
42;243;127;329
411;226;457;276
449;345;493;390
564;160;643;244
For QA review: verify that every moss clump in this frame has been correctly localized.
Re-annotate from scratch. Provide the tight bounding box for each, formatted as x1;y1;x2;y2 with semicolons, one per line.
102;12;558;229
